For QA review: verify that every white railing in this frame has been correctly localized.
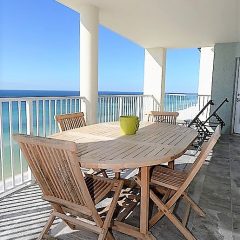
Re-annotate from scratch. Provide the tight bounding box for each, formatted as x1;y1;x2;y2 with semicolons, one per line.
165;93;211;111
0;93;210;195
98;95;160;122
98;94;211;123
164;94;211;120
0;97;86;195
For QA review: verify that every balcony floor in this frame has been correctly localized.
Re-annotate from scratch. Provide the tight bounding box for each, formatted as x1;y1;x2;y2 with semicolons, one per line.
0;135;240;240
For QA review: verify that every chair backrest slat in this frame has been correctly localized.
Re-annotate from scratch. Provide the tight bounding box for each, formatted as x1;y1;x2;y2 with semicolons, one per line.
148;111;179;125
55;112;86;132
13;134;92;207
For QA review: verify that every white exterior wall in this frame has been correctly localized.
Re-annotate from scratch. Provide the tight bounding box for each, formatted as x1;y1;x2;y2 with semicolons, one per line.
238;1;240;41
143;48;166;110
211;43;240;133
198;47;214;96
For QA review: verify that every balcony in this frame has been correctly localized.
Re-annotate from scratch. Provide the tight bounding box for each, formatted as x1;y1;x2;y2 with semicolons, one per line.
0;133;239;239
1;0;240;239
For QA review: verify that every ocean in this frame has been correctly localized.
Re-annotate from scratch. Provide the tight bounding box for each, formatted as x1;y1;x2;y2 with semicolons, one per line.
0;90;198;182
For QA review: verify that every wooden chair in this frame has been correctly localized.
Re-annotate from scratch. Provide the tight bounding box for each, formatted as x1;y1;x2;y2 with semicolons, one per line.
13;134;123;240
55;112;86;132
147;111;179;169
55;112;108;178
135;125;221;240
147;111;179;125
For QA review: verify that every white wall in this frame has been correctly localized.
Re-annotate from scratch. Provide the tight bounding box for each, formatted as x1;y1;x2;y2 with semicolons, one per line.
143;48;166;110
198;47;214;96
238;0;240;41
211;42;240;133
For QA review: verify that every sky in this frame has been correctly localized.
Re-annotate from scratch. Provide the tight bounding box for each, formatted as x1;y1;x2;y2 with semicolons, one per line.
0;0;200;93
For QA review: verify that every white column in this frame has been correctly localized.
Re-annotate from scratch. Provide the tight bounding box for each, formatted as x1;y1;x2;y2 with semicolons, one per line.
198;47;214;96
143;48;166;111
80;5;99;124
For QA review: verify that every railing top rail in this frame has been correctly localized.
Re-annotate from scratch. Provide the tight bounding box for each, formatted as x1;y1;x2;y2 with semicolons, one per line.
98;94;153;97
0;96;87;102
0;95;156;101
165;92;197;94
0;94;211;101
165;93;210;96
99;94;210;97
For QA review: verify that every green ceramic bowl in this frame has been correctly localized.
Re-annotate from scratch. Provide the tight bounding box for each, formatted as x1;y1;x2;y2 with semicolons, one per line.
120;116;139;135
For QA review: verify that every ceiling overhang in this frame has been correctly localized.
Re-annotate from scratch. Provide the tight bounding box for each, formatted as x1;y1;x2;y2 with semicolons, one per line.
57;0;240;48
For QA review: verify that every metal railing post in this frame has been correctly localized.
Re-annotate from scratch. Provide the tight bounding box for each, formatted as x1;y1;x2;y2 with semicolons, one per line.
0;102;5;192
81;97;87;123
26;100;34;181
119;97;123;117
136;96;140;118
26;100;33;135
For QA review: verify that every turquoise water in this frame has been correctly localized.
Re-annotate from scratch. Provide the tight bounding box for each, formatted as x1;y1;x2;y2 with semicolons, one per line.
1;99;81;180
0;91;198;181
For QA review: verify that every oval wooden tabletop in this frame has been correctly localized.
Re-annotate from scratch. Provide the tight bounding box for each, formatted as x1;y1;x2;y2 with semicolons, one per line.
50;122;198;171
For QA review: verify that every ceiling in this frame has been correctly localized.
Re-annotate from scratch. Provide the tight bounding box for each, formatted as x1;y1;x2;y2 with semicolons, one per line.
57;0;240;48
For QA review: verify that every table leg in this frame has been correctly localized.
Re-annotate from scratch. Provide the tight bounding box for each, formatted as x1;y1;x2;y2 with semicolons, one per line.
113;167;155;240
140;166;150;235
115;172;120;179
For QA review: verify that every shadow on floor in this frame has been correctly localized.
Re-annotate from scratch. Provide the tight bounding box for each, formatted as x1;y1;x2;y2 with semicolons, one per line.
1;135;240;240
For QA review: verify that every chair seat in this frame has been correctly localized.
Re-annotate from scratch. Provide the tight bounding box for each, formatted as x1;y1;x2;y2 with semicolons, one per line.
85;175;114;204
151;166;188;190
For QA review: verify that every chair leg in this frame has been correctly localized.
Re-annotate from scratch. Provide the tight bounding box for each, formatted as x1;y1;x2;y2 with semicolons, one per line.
114;172;120;179
150;191;197;240
52;204;75;230
104;181;123;228
161;189;172;203
149;210;165;228
106;232;115;240
149;189;173;228
38;213;56;240
164;206;196;240
182;202;191;227
94;169;108;178
182;193;205;217
168;160;174;169
99;180;123;240
149;197;176;228
98;229;114;240
102;170;109;178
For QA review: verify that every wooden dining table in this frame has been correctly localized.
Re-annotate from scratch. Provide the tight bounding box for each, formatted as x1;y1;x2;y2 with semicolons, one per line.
50;121;198;239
